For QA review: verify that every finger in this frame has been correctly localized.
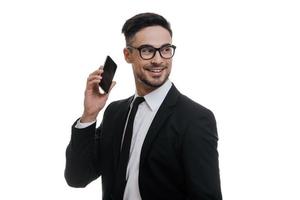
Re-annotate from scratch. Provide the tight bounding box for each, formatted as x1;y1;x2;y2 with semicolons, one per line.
87;74;102;82
85;77;100;89
89;68;104;76
87;79;101;90
86;76;102;90
90;79;102;85
98;65;104;70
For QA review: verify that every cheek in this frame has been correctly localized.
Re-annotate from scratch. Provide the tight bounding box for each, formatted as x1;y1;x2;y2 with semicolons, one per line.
165;60;172;69
132;63;144;77
132;60;147;71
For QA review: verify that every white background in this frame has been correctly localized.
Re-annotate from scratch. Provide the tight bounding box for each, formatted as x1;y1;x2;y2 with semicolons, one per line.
0;0;299;199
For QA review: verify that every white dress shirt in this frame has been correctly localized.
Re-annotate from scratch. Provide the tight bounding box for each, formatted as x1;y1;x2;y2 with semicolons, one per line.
76;80;172;200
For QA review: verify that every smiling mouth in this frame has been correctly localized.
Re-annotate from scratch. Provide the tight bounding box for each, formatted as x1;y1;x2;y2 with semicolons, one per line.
146;68;165;73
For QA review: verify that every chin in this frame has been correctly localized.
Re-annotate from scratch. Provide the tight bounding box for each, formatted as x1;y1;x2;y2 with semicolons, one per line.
142;77;168;88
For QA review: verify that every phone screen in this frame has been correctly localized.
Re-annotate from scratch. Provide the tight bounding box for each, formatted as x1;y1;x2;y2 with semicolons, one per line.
99;56;117;93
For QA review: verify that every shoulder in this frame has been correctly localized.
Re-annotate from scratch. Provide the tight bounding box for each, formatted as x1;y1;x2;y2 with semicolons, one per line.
103;96;133;115
164;84;216;123
176;93;215;120
166;85;217;131
173;92;218;141
107;96;132;109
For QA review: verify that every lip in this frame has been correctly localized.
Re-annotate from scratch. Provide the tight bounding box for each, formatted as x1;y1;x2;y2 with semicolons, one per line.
148;69;163;73
145;67;166;74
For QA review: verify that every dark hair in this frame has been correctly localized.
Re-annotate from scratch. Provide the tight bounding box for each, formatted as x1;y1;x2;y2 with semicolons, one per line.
121;12;172;45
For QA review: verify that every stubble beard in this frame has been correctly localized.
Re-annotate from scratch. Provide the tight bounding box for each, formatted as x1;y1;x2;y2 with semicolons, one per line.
139;69;170;89
141;75;168;88
134;62;172;92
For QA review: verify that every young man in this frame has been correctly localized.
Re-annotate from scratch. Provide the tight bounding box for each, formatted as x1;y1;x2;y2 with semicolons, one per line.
65;12;222;200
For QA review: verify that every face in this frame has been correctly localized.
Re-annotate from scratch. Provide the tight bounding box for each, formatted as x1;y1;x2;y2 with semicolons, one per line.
123;26;173;96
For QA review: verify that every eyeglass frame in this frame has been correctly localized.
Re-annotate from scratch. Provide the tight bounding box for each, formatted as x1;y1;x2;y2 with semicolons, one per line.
126;44;176;60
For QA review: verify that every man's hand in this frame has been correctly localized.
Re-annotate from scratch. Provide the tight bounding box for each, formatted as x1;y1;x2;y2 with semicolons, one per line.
80;68;116;123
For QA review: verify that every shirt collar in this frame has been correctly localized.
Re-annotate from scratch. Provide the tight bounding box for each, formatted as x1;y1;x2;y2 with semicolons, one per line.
134;80;172;111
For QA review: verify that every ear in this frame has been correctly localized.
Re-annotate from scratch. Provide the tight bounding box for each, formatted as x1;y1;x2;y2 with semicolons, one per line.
123;48;132;63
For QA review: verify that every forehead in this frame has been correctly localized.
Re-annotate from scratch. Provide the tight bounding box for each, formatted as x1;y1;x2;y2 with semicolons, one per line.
132;26;172;47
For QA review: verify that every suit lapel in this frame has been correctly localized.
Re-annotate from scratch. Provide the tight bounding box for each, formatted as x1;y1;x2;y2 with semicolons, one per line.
112;96;134;171
140;85;180;167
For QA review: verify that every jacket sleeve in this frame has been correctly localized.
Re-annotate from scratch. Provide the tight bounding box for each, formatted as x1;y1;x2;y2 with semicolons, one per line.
182;109;222;200
64;119;102;188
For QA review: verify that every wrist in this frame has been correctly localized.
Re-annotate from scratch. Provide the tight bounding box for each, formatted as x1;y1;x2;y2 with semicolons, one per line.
80;113;97;123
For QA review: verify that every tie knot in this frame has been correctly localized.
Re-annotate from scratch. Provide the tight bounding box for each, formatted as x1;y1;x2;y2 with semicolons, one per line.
132;96;145;107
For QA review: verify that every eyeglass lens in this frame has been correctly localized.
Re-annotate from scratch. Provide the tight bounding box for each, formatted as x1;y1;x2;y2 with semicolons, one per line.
140;45;175;59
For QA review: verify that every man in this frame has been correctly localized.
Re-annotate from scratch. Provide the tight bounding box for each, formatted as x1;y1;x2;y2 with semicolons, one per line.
65;12;222;200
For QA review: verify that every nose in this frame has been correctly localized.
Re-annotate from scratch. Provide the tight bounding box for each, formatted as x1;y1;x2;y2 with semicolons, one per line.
151;50;163;65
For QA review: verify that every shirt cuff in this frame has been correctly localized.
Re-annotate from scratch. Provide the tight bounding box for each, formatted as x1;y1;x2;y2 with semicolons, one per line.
75;118;96;129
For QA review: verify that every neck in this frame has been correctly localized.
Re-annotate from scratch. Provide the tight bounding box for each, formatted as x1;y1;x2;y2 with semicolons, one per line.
135;80;161;96
135;79;169;96
136;84;156;96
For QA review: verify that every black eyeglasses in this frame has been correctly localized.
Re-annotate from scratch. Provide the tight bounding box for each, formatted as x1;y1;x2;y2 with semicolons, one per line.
127;44;176;60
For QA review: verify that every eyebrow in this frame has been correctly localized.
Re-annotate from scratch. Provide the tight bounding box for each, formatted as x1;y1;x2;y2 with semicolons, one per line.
138;43;172;48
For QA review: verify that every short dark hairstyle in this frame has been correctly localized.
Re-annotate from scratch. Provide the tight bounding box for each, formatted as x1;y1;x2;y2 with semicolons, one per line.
121;12;172;45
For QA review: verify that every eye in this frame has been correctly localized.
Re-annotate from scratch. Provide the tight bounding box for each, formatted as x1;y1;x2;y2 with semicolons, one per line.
161;46;172;54
141;47;155;54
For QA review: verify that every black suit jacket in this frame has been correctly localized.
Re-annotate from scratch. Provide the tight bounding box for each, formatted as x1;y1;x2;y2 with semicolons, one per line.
65;84;222;200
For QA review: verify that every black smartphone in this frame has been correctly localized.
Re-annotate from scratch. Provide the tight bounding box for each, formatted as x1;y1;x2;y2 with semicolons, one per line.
99;56;117;93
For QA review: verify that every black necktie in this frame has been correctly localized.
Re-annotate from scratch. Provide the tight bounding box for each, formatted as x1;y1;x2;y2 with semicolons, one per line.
113;96;145;200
